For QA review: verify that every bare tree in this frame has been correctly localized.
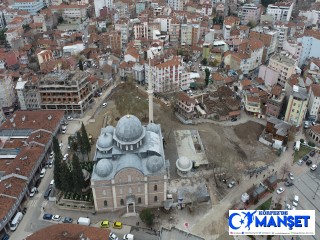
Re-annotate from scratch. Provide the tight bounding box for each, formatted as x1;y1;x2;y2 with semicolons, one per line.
280;163;291;180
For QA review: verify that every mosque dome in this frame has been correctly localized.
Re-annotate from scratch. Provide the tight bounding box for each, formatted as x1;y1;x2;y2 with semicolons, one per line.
96;133;113;150
95;159;113;178
146;156;164;173
114;115;145;143
176;156;192;172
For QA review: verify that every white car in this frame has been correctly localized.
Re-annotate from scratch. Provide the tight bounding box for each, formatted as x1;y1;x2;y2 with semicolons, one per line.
62;129;66;134
291;206;296;210
297;159;303;165
311;164;318;171
67;116;73;121
109;232;119;240
29;187;37;197
123;234;134;240
63;154;69;161
102;102;108;108
52;215;61;222
276;187;285;194
59;143;63;149
288;173;294;180
285;204;291;210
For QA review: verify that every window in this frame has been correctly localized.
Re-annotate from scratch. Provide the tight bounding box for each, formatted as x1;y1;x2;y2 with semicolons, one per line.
129;187;132;194
120;199;124;205
138;197;142;204
154;196;158;202
154;185;158;191
104;200;108;207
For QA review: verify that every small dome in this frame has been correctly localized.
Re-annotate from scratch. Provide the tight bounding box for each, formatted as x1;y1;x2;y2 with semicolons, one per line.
176;156;192;172
95;159;113;177
146;156;164;172
114;115;144;143
96;133;113;150
146;123;159;133
104;126;115;134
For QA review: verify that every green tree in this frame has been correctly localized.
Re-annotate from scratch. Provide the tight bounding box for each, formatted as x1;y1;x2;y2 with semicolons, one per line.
205;68;210;86
53;137;63;190
139;208;154;226
247;21;256;29
60;163;73;192
58;16;64;24
22;24;31;32
78;60;84;71
81;123;91;160
77;131;85;159
71;154;84;192
0;29;6;41
201;58;208;65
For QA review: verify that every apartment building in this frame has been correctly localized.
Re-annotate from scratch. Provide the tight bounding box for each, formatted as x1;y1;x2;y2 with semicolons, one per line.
0;72;16;115
38;71;93;117
298;9;320;25
308;84;320;121
169;18;180;44
297;30;320;67
223;16;240;40
94;0;113;17
146;56;190;93
50;4;87;24
266;85;285;118
268;53;296;87
284;85;308;127
266;2;294;22
180;24;192;46
10;0;44;15
244;94;262;117
274;23;288;49
115;19;129;49
15;78;41;110
136;1;146;15
239;3;261;25
168;0;184;11
282;39;302;60
133;22;148;39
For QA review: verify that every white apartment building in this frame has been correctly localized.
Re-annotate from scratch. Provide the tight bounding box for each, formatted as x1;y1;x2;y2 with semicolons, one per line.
297;31;320;67
299;9;320;26
168;0;184;11
15;78;41;110
146;57;190;93
282;39;302;60
274;23;288;49
94;0;113;17
0;72;16;114
115;22;129;49
238;3;261;25
266;2;293;22
10;0;44;15
308;84;320;121
268;53;297;87
134;22;148;39
180;24;192;45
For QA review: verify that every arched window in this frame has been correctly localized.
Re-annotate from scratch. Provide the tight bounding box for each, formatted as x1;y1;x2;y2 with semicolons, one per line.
154;196;158;202
104;200;108;207
138;197;142;204
120;199;124;205
154;185;157;191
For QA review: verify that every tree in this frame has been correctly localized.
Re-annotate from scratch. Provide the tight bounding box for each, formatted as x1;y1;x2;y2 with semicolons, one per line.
280;163;290;180
205;68;210;86
201;58;208;65
300;139;305;144
22;24;31;32
71;154;84;192
60;163;73;192
78;59;84;71
247;21;256;29
77;131;85;160
81;122;91;160
58;16;64;24
139;208;154;226
0;29;6;41
53;137;63;190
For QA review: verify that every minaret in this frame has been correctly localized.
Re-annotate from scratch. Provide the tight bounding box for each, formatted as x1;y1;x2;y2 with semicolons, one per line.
147;58;154;123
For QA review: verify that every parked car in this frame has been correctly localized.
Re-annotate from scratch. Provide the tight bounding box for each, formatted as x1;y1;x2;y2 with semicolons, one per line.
302;155;309;161
109;232;119;240
52;215;61;221
0;233;9;240
63;154;69;161
112;221;122;229
297;159;304;165
288;173;294;180
306;159;313;166
40;168;46;178
48;160;53;168
285;181;294;187
67;116;73;121
100;220;110;228
276;187;285;194
292;195;299;207
62;217;73;223
228;181;236;188
43;213;53;220
123;234;134;240
311;164;318;171
102;102;108;108
285;204;291;210
29;187;37;197
231;118;237;122
309;150;316;157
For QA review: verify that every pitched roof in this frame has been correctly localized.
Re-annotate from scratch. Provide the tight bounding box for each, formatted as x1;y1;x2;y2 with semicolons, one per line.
311;84;320;97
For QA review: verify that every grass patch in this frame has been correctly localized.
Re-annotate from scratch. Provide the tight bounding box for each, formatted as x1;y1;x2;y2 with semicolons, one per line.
294;145;311;162
256;197;272;210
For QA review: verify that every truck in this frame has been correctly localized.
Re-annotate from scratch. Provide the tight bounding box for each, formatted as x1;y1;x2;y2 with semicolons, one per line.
77;217;90;226
295;141;300;151
9;212;23;231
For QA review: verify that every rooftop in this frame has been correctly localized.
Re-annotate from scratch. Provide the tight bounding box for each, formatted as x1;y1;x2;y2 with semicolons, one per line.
270;53;296;67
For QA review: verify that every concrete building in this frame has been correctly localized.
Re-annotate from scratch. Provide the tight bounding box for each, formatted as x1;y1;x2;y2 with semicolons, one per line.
0;110;64;234
15;78;41;110
258;65;280;90
266;2;293;22
38;71;93;117
94;0;113;17
266;85;285;118
168;0;184;11
239;3;261;25
244;94;262;118
180;24;192;46
136;1;146;15
274;23;289;49
10;0;44;15
299;9;320;26
91;115;168;212
297;30;320;67
160;226;205;240
308;84;320;121
0;72;16;115
284;85;308;127
268;53;296;87
133;22;148;39
169;18;180;44
50;4;87;24
282;39;302;60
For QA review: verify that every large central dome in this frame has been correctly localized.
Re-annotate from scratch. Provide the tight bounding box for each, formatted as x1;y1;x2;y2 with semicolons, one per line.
114;115;145;143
